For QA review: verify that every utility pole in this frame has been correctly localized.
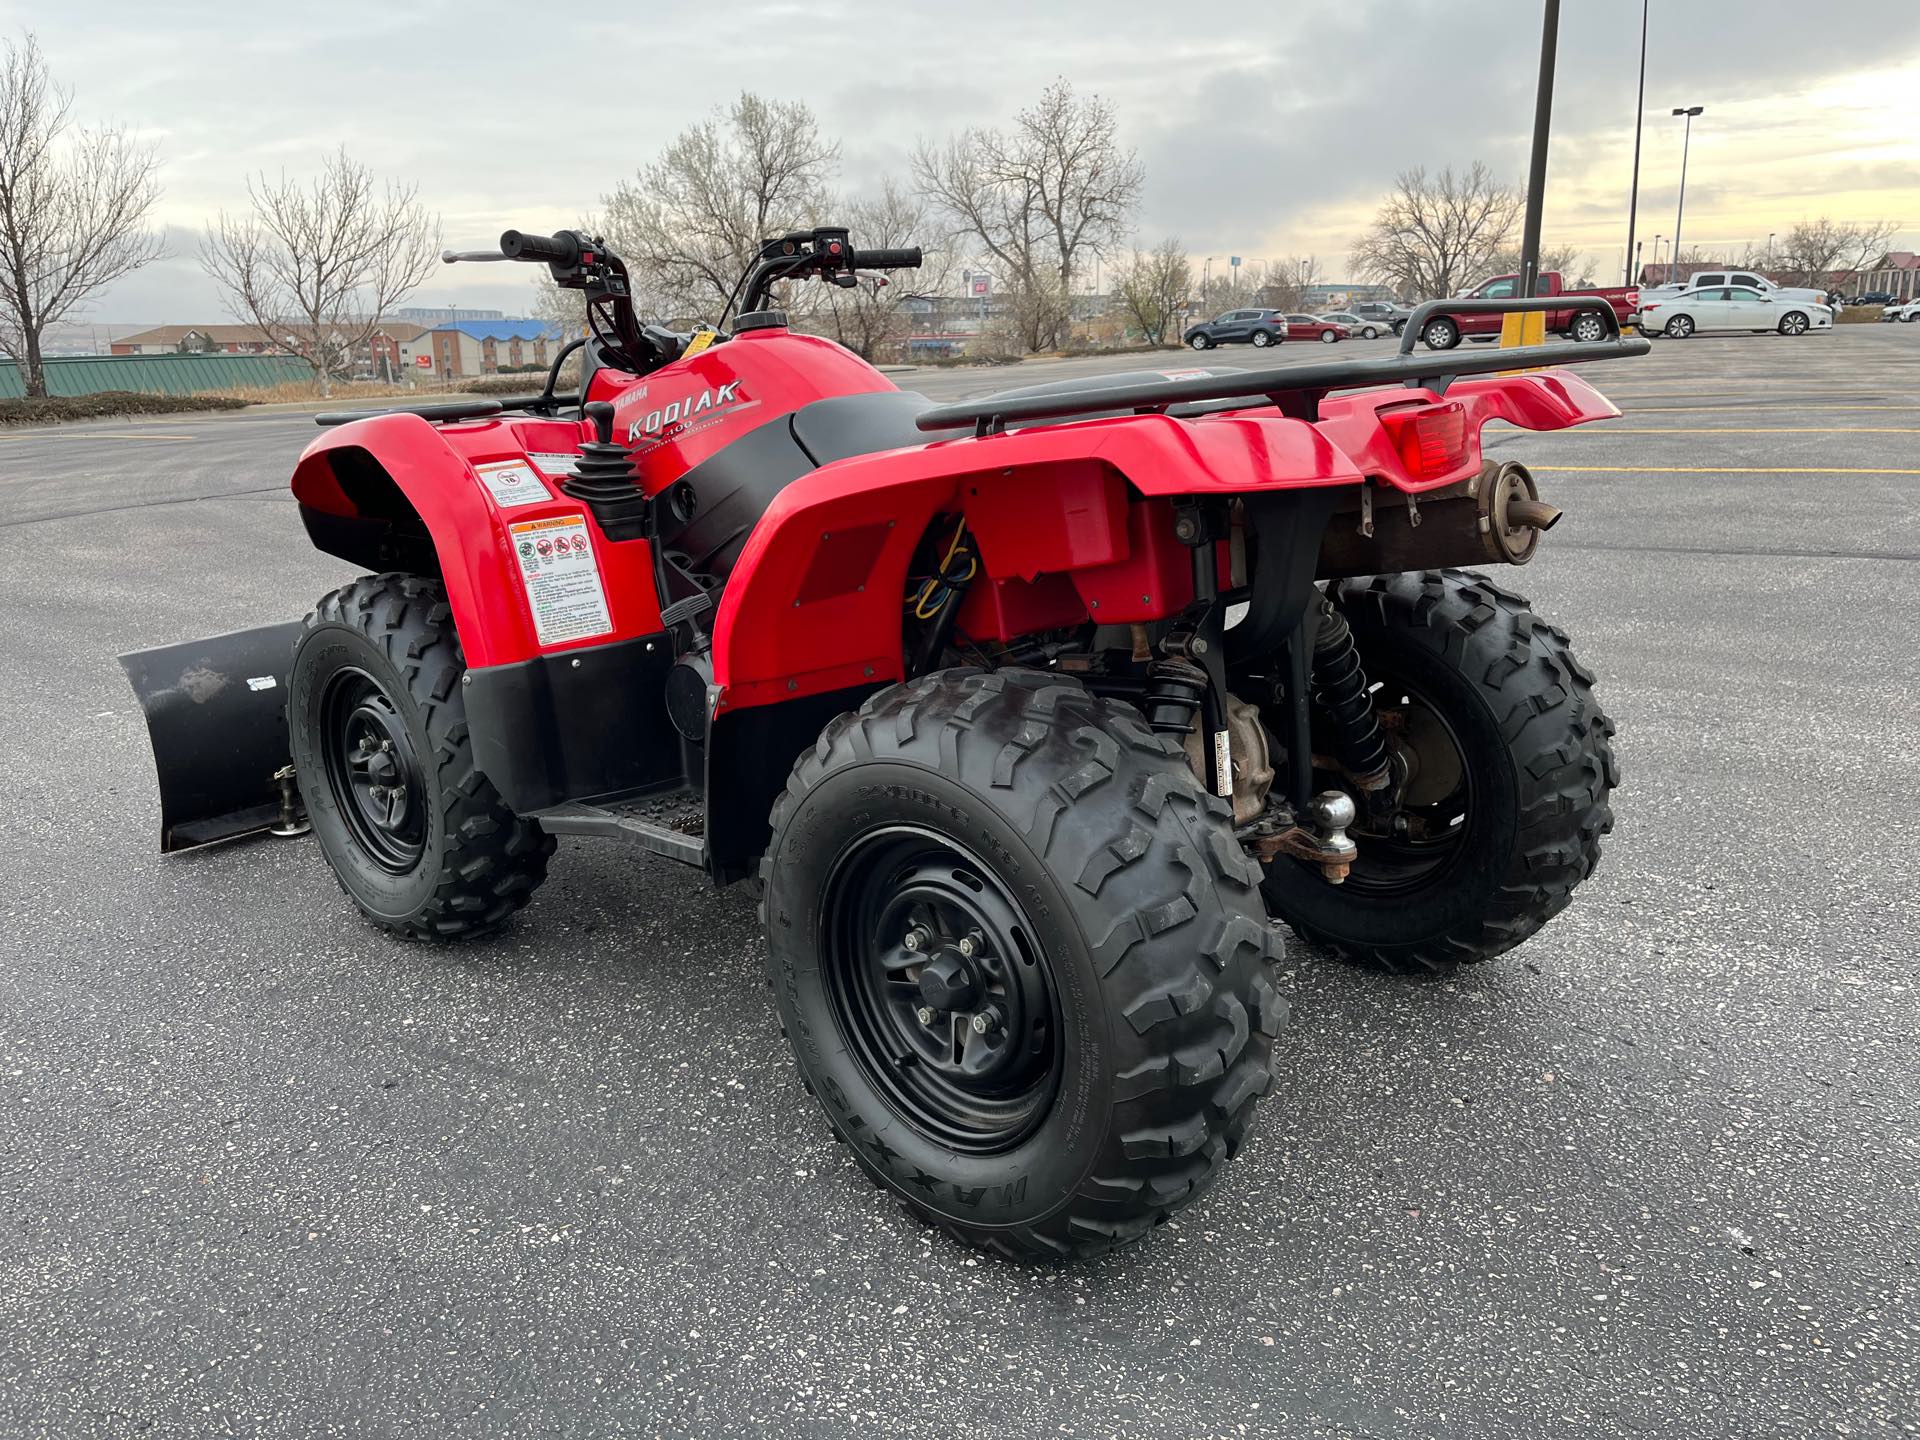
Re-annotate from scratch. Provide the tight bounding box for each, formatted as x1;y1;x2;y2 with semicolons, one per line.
1671;105;1705;277
1508;0;1560;349
1623;0;1648;285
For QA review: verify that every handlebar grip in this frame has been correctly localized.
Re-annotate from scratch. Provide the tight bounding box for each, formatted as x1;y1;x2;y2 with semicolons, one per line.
500;230;582;266
850;247;922;270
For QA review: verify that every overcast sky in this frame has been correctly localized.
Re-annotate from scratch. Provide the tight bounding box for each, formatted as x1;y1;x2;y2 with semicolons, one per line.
7;0;1917;326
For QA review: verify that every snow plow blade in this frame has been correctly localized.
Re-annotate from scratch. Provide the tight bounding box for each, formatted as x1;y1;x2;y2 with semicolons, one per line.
119;621;305;852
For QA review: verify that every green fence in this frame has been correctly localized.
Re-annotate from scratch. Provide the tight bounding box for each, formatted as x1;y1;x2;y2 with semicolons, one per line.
0;352;315;399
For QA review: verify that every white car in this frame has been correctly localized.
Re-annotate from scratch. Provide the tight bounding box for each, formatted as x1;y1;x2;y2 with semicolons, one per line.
1635;284;1832;338
1881;298;1920;323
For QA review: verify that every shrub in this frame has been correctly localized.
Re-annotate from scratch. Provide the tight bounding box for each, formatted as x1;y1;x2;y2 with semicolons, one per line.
0;391;251;427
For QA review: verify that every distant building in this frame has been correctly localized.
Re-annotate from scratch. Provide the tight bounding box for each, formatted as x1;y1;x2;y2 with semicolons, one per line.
108;321;430;379
394;306;507;324
399;319;566;379
1854;251;1919;301
1300;281;1399;309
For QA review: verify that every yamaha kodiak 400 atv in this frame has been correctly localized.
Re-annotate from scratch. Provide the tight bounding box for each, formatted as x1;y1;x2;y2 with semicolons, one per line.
122;223;1641;1260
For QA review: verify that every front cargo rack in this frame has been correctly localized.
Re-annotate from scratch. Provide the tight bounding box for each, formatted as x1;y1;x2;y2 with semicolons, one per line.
914;297;1648;436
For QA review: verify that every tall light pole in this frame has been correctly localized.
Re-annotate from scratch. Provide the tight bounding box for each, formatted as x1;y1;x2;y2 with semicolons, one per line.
1623;0;1649;285
1514;0;1562;308
1652;233;1664;277
1671;105;1704;276
1767;231;1776;269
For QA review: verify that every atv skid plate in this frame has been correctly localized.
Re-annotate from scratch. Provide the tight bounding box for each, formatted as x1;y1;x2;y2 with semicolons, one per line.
119;621;305;851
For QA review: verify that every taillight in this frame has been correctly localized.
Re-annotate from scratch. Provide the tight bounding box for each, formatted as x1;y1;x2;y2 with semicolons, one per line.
1379;402;1470;480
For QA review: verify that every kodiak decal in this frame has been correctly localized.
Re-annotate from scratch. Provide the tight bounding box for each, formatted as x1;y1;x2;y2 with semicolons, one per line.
623;381;743;446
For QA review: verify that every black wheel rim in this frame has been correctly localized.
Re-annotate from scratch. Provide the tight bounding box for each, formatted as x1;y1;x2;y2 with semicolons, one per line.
1322;666;1475;898
319;667;429;874
820;825;1062;1153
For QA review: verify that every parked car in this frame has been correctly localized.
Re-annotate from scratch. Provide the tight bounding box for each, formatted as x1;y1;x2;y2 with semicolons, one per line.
1282;313;1350;343
1417;272;1638;349
1883;298;1920;322
1182;308;1288;350
1634;284;1832;337
1349;301;1411;335
1853;290;1900;306
1320;311;1393;339
1679;269;1831;307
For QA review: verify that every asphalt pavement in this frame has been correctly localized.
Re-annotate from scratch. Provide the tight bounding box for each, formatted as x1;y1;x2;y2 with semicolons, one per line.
1;325;1915;1438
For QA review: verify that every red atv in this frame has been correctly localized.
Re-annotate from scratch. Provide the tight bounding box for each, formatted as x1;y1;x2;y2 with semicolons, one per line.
123;224;1643;1260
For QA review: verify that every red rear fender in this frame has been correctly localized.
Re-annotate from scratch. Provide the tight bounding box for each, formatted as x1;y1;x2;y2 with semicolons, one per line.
710;414;1363;706
1311;368;1622;492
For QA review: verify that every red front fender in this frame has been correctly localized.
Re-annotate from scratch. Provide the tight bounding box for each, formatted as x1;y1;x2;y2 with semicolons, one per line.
291;413;663;667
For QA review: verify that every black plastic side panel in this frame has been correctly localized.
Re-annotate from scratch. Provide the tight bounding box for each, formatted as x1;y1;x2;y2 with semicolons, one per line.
119;621;303;851
653;417;814;580
705;683;877;884
464;633;682;814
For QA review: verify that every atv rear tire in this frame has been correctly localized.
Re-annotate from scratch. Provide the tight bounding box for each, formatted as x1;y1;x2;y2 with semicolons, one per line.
1260;570;1617;974
289;574;553;940
762;668;1285;1261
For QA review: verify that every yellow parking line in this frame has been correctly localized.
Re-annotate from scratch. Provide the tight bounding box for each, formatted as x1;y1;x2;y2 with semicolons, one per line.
1531;465;1920;475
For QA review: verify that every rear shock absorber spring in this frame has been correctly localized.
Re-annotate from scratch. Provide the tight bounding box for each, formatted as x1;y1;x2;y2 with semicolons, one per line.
1310;596;1393;792
1144;655;1208;738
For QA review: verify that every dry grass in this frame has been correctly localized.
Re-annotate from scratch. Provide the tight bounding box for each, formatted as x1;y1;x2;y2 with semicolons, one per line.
220;378;427;404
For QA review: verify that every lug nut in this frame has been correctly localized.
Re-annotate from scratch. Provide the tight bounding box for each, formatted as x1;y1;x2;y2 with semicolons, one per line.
957;933;979;958
916;1006;937;1026
970;1011;996;1036
903;926;928;952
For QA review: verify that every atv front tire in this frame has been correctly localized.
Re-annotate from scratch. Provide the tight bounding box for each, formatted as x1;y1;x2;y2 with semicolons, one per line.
1261;570;1617;973
762;668;1285;1261
289;574;553;939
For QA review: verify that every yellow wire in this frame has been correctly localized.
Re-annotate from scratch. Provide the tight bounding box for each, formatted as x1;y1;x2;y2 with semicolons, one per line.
908;519;972;620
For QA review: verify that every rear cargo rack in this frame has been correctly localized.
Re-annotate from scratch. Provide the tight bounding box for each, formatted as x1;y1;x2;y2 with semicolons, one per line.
914;297;1647;435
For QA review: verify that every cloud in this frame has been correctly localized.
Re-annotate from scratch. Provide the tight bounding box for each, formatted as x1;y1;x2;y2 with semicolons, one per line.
5;0;1913;321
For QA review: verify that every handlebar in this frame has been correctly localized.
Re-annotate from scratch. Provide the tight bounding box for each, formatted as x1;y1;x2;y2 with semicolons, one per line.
500;229;583;266
849;246;922;271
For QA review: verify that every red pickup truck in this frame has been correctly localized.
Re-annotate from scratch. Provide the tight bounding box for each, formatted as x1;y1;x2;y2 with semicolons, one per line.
1416;272;1640;350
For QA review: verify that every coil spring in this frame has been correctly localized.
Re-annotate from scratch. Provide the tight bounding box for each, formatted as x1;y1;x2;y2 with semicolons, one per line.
1144;656;1208;738
1310;598;1391;783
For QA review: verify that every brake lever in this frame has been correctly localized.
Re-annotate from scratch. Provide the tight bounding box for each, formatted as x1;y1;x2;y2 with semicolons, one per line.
441;249;509;264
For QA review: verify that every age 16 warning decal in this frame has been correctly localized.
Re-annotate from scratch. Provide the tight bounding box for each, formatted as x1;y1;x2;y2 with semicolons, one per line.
475;460;550;509
508;515;613;646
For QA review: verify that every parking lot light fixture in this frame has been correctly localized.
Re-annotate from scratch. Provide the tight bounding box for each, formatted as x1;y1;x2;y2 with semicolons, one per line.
1671;105;1705;278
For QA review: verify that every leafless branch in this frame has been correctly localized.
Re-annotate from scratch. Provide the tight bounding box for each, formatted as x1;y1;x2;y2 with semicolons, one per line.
914;79;1141;352
0;32;164;397
1350;163;1521;301
200;147;440;397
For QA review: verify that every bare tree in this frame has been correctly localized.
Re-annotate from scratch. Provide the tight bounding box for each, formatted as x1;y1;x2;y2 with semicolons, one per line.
1115;237;1191;346
0;33;163;398
1775;216;1902;290
604;92;839;322
1486;242;1591;288
202;148;439;398
1350;163;1521;301
914;79;1143;352
812;178;950;361
1258;255;1321;311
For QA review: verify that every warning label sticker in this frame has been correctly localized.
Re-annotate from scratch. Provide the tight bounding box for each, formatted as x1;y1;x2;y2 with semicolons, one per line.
475;460;551;509
526;451;581;478
508;515;613;646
